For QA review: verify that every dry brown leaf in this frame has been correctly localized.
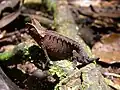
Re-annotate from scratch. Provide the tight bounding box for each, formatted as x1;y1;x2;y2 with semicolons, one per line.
92;33;120;63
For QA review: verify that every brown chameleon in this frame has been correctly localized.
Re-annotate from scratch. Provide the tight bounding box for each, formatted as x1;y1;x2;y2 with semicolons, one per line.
27;18;98;65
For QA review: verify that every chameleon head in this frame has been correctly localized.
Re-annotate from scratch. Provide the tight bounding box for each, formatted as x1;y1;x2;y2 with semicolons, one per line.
26;18;46;37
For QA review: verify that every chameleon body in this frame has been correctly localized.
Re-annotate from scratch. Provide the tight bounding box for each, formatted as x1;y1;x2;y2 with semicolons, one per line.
27;19;95;64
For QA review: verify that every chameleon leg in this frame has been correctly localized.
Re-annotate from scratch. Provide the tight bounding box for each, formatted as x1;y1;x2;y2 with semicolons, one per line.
72;50;99;65
72;50;82;68
41;44;51;69
72;50;88;64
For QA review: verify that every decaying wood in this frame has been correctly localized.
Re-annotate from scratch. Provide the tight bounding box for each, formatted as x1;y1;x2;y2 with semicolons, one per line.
55;63;113;90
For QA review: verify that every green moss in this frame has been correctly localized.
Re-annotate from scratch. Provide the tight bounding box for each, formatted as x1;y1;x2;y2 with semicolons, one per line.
0;51;13;61
49;65;67;80
0;43;31;61
43;0;56;12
